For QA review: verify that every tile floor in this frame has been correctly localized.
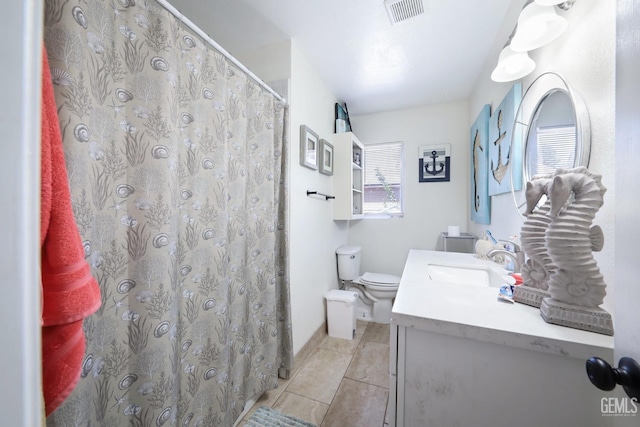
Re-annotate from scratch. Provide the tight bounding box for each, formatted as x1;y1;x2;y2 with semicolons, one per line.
241;321;391;427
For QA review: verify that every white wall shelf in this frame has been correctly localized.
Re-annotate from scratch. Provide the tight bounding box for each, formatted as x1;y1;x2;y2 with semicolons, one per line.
333;132;364;220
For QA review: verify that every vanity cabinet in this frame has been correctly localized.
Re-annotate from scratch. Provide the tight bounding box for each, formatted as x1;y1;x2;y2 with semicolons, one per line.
332;132;364;220
390;324;613;427
388;250;615;427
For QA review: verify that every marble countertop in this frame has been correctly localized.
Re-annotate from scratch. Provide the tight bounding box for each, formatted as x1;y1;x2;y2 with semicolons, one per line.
391;250;614;360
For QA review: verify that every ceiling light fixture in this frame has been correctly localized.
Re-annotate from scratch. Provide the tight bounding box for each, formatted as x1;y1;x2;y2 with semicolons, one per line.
510;1;568;52
491;38;536;83
490;0;577;83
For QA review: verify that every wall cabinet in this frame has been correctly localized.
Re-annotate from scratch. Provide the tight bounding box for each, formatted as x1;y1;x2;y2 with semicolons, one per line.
332;132;364;220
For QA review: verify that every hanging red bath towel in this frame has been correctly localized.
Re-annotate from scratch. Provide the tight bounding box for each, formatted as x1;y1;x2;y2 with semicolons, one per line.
40;47;101;416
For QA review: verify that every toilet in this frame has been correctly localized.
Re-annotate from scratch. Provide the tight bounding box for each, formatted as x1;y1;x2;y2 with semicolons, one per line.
336;245;400;324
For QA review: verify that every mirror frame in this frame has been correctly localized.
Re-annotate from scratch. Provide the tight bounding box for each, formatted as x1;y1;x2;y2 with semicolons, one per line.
511;72;591;217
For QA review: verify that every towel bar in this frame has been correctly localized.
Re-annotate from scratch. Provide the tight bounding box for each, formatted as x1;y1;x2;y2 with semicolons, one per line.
306;191;335;200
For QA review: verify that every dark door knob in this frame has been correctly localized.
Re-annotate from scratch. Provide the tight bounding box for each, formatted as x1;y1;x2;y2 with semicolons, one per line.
586;356;640;399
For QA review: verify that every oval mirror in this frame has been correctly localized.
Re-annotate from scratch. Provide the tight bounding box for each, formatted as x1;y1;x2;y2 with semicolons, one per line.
526;89;578;177
511;72;591;217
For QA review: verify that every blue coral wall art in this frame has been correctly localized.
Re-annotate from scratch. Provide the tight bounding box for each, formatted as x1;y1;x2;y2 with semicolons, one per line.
470;104;491;224
489;83;522;196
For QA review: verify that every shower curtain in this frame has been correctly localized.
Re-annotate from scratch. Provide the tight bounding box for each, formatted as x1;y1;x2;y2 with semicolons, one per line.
44;1;292;425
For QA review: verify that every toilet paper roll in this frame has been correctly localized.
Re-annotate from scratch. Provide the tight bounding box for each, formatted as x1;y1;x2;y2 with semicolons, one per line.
448;225;460;237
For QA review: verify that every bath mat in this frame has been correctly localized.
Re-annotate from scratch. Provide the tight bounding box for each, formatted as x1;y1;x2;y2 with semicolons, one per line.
245;406;317;427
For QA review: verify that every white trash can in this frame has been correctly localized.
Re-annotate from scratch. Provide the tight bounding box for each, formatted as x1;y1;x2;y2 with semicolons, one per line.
324;289;358;340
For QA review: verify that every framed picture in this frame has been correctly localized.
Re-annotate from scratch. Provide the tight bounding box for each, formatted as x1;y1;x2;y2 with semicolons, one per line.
319;139;334;175
300;125;319;170
419;144;451;182
489;83;522;195
470;104;491;224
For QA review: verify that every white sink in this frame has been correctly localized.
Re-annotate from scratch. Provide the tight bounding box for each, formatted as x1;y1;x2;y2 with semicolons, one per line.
427;264;514;288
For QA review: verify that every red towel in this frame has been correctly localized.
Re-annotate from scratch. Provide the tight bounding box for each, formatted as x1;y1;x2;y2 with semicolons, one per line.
41;48;101;416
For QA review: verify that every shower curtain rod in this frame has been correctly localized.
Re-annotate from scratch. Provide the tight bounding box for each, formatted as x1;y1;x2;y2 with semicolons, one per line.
156;0;287;104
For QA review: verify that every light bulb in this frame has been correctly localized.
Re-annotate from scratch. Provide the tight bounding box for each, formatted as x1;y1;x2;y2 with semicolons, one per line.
491;45;536;82
521;20;548;41
505;59;523;75
511;3;567;51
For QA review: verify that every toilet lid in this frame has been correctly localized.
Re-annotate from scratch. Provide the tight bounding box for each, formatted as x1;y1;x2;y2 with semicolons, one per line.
360;272;400;286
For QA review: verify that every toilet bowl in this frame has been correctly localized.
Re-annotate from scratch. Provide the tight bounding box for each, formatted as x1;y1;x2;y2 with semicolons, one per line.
336;246;400;324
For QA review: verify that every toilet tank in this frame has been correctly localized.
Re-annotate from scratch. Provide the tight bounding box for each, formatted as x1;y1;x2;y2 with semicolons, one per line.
336;245;362;280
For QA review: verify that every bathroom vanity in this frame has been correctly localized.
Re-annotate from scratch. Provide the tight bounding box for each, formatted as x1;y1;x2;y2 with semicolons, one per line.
388;250;614;427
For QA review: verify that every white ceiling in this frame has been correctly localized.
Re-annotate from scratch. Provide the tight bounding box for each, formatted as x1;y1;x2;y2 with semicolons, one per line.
168;0;515;115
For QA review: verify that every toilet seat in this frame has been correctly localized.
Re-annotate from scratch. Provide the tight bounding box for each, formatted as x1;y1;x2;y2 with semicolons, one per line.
358;272;400;290
348;272;400;324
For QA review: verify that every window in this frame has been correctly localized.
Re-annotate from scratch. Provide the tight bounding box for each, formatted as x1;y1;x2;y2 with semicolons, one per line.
363;142;403;217
528;125;576;175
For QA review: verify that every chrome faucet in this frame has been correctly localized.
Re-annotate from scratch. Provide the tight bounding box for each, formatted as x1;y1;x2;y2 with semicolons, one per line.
487;240;525;273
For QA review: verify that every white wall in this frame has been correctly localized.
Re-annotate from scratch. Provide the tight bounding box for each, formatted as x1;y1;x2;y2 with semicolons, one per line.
469;0;616;311
349;101;470;277
222;40;350;355
236;40;292;85
615;0;640;399
288;40;349;355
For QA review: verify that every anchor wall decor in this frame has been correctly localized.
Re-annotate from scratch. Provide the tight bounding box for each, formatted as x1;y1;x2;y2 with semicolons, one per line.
470;104;491;224
419;144;451;183
489;82;523;196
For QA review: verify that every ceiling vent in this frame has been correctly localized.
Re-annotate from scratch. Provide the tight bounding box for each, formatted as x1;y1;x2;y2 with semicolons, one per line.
384;0;425;25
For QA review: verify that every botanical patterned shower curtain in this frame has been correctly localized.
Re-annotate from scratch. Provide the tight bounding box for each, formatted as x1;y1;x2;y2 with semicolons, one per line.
44;0;292;425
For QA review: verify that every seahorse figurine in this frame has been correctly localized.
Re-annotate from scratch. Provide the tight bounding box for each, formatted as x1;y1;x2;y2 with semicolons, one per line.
520;173;556;291
545;166;607;308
